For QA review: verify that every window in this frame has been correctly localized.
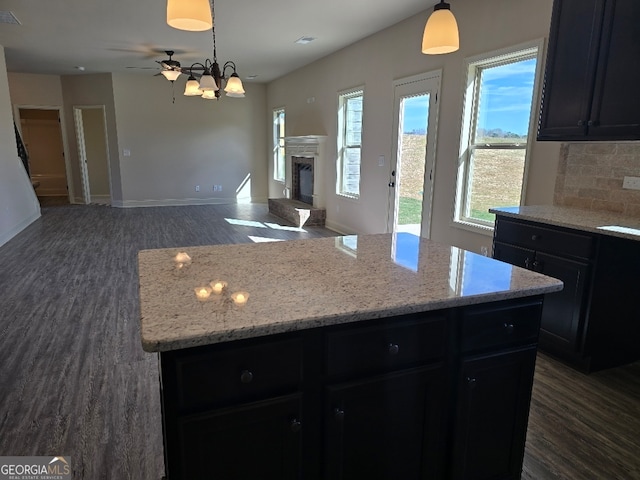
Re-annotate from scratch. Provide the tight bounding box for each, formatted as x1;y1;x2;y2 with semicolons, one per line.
273;108;285;182
337;89;364;198
455;42;543;230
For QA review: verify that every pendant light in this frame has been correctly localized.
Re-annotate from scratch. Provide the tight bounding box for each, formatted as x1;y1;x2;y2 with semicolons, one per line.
161;69;182;82
183;75;203;96
167;0;212;31
422;1;459;55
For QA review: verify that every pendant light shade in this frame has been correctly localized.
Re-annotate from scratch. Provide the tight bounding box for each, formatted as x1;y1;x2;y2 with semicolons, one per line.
167;0;212;31
198;72;219;91
224;73;245;97
161;69;182;82
422;1;459;55
184;76;203;96
201;90;218;100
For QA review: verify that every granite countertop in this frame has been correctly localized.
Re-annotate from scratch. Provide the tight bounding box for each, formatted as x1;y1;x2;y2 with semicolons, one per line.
139;233;563;352
490;205;640;241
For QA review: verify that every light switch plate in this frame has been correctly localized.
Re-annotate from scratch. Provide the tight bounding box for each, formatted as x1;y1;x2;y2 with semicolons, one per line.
622;176;640;190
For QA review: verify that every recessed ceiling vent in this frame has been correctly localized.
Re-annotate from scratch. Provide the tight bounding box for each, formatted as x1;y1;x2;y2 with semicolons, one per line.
295;36;316;45
0;11;21;25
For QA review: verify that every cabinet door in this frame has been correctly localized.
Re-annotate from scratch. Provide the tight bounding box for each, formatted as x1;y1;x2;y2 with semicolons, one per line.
451;347;537;480
589;0;640;139
325;366;445;480
174;394;302;480
538;0;605;140
493;241;535;270
535;252;590;353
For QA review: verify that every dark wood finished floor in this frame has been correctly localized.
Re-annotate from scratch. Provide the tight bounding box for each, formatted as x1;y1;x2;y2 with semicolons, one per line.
0;203;638;479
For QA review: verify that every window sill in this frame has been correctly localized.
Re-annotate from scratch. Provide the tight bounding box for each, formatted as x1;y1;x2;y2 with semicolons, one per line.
337;192;360;201
451;219;494;237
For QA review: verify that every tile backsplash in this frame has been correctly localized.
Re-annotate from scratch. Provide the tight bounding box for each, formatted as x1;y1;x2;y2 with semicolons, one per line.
554;143;640;217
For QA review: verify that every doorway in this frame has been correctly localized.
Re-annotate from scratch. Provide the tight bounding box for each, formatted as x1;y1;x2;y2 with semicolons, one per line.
18;108;70;206
389;71;441;238
74;106;111;205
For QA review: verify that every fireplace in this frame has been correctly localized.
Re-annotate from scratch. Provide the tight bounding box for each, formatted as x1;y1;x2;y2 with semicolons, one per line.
292;157;314;205
267;135;327;227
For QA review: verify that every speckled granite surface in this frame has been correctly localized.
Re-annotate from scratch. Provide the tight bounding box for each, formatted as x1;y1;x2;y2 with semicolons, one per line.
139;233;563;352
490;205;640;241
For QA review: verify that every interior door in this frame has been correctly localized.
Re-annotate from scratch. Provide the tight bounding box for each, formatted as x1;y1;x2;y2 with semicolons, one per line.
19;108;69;200
389;71;441;238
74;106;111;205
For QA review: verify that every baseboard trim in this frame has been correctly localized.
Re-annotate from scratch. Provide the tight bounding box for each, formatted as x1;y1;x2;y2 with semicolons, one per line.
0;210;41;248
113;197;267;208
324;218;356;235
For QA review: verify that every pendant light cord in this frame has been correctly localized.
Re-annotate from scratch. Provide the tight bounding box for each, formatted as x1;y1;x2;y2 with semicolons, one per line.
210;0;217;64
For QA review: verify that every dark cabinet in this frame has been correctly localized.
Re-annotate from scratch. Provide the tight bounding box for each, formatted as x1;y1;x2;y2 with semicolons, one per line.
538;0;640;141
325;367;445;480
492;214;640;372
451;347;538;480
159;300;546;479
493;241;590;353
177;395;303;479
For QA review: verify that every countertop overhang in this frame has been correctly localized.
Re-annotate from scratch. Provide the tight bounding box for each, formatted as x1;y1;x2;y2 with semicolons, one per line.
139;233;563;352
490;205;640;241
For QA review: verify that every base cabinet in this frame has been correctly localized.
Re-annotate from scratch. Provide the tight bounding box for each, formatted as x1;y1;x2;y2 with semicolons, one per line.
493;214;640;371
451;347;537;480
159;298;544;479
325;366;445;480
493;241;589;353
177;395;302;479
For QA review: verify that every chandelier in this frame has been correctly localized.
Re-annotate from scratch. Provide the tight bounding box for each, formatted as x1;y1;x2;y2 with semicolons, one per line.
164;0;245;100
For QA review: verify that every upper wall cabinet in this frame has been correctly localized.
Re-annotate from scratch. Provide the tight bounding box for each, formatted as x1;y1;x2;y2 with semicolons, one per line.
538;0;640;141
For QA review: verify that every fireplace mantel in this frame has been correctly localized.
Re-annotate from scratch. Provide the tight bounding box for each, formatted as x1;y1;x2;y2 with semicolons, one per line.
284;136;327;208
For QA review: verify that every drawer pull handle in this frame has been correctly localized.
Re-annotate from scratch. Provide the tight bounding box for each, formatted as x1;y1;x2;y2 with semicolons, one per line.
524;258;531;269
290;419;302;433
504;323;515;333
240;370;254;384
531;234;540;241
388;343;400;355
467;377;477;388
334;408;345;421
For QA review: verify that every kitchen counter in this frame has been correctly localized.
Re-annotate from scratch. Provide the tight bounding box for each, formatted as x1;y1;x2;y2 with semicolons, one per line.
139;233;563;352
490;205;640;241
141;233;565;479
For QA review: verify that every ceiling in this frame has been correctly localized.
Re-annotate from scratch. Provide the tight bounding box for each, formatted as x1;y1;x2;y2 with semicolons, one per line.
0;0;434;84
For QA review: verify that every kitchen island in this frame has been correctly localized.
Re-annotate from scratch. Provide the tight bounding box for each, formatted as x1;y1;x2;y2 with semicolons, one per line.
139;233;562;480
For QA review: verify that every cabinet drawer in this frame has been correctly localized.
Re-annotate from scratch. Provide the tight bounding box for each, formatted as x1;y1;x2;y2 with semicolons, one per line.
461;300;542;353
326;315;446;378
173;338;302;412
495;219;594;259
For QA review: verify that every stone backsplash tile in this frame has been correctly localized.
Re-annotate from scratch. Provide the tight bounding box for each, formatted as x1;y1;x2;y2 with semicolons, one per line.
554;143;640;217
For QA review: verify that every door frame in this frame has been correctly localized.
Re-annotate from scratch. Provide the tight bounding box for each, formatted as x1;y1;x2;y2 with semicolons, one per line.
14;104;74;202
73;105;112;205
389;70;442;239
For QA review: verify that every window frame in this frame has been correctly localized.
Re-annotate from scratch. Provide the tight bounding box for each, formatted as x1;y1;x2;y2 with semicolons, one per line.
337;88;364;199
273;107;286;183
453;40;545;234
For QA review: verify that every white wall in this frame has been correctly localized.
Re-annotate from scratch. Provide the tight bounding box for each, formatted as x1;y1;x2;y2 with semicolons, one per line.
0;47;40;248
111;74;268;206
267;0;561;252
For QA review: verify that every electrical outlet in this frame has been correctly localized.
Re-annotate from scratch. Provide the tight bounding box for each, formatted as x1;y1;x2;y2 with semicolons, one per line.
216;185;222;192
622;176;640;190
195;185;200;192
